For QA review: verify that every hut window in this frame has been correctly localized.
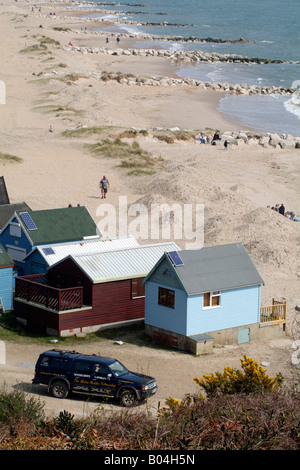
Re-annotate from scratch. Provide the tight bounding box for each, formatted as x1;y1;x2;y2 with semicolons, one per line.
203;291;221;308
158;287;175;308
9;223;21;238
131;278;145;299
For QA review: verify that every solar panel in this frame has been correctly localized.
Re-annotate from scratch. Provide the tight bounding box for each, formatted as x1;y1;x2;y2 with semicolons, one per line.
19;212;37;231
168;251;184;267
42;247;55;255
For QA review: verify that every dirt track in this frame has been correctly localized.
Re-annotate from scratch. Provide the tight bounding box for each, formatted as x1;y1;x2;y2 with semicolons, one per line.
0;335;296;419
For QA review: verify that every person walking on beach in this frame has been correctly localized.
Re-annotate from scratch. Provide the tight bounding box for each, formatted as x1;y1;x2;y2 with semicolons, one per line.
100;175;110;199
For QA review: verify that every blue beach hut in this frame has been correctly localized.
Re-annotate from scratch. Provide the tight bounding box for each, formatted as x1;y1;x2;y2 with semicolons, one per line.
144;243;265;353
0;244;14;311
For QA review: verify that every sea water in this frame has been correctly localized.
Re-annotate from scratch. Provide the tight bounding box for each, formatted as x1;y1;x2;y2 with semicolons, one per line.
81;0;300;135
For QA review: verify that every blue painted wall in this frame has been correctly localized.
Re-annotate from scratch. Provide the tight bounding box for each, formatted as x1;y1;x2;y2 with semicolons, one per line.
0;266;14;310
0;216;32;269
186;285;261;336
145;282;187;335
23;250;48;275
145;282;261;336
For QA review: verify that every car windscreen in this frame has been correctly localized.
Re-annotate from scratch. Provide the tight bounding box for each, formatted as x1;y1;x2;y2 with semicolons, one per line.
109;360;129;377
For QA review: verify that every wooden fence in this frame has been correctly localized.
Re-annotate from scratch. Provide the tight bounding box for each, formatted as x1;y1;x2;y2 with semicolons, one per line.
260;299;287;328
15;274;83;311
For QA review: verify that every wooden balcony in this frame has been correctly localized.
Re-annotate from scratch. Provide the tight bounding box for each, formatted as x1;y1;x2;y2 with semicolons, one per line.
260;299;286;329
15;273;83;312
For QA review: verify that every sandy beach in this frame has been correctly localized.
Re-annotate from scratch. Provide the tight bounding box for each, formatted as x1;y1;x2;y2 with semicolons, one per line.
0;0;299;334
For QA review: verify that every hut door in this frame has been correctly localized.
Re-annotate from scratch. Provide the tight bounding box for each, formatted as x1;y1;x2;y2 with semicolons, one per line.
238;328;250;344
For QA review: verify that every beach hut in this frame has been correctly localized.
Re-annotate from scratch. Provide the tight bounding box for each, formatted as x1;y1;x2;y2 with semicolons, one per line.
0;206;99;270
0;244;14;311
14;242;180;336
0;202;31;232
143;243;266;354
0;177;10;205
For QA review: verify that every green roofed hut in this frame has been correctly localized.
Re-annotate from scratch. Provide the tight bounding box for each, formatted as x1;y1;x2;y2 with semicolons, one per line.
0;206;100;271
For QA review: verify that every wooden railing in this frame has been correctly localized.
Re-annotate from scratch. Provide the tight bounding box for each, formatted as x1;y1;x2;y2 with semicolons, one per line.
260;299;287;327
15;274;83;311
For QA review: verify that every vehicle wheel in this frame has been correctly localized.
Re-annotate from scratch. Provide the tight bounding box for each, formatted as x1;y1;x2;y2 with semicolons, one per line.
50;381;69;399
119;389;137;407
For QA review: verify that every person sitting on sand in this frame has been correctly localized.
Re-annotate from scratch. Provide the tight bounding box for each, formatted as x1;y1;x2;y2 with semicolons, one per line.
211;131;220;145
285;211;300;221
198;133;205;144
213;131;220;141
279;203;285;215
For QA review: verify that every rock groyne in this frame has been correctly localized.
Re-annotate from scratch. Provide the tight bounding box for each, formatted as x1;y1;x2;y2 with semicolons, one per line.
212;131;300;148
66;44;298;97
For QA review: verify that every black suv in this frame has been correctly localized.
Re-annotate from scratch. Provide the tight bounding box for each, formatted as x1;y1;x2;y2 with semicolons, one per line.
33;349;157;407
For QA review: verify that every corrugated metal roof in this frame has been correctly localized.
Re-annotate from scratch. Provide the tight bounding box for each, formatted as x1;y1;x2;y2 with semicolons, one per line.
147;243;264;295
66;242;181;283
35;235;140;266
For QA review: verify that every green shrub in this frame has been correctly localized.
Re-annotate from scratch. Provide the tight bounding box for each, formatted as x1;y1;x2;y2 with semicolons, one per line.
0;152;22;164
0;386;45;426
86;139;157;173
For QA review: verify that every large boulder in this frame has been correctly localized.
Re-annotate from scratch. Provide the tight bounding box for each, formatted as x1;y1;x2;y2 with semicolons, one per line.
259;136;270;147
269;139;279;148
247;138;258;145
279;140;295;149
237;132;248;142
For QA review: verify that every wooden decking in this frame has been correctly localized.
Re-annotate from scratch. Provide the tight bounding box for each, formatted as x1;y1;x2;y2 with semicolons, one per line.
15;273;83;312
260;299;286;328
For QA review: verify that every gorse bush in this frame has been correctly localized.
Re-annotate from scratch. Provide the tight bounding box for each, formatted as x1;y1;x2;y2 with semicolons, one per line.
193;355;284;395
157;395;195;417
